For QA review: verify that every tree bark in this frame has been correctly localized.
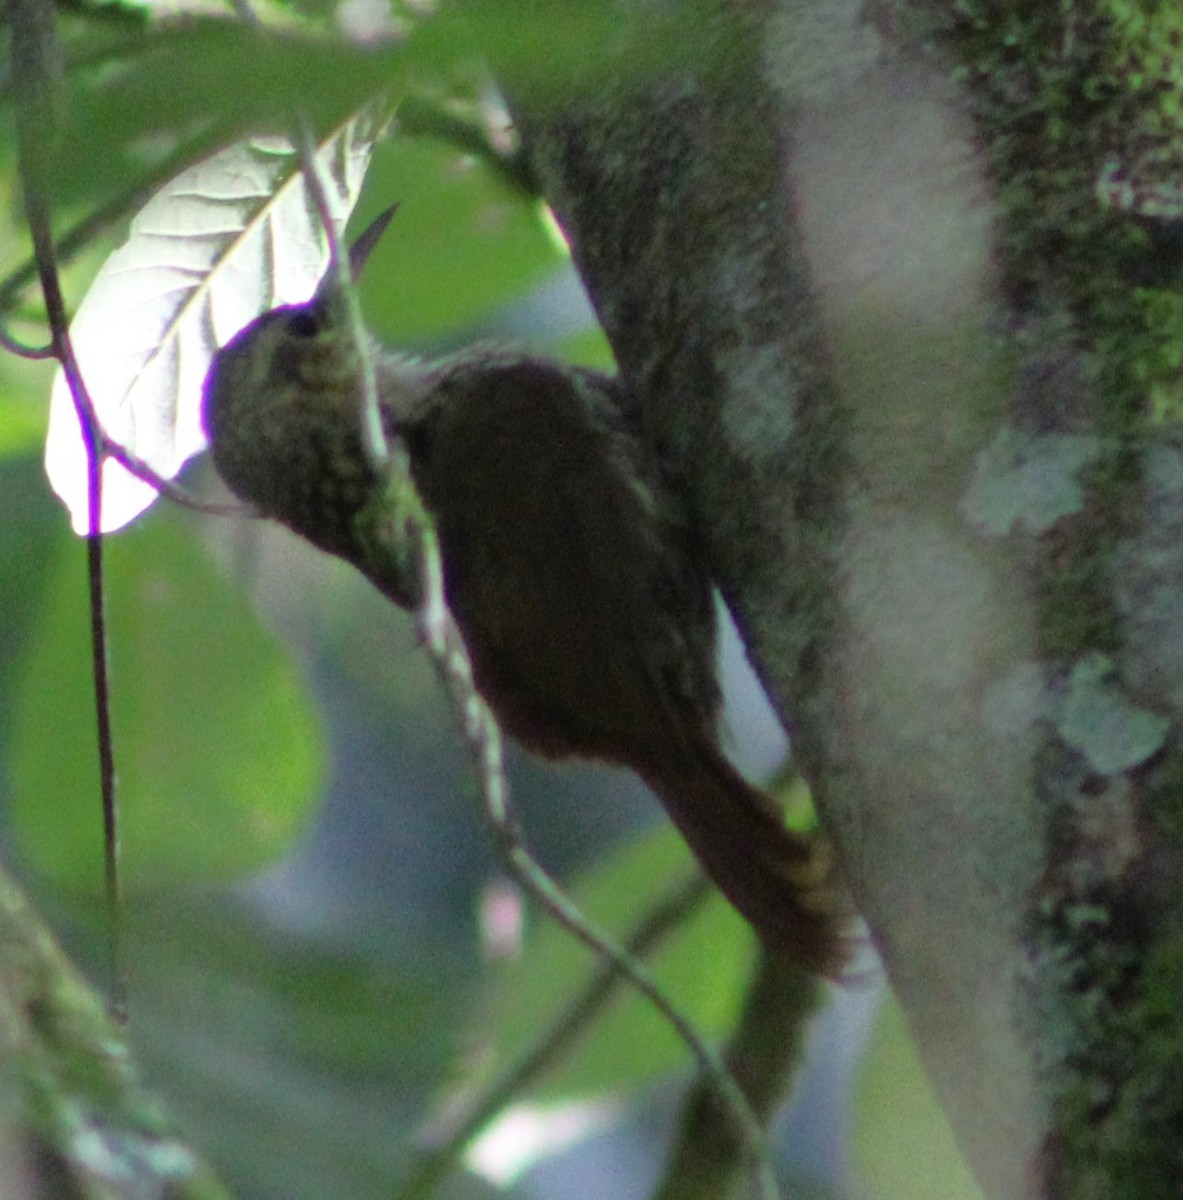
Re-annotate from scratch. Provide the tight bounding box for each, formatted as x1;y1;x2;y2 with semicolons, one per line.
0;864;234;1199
505;2;1183;1196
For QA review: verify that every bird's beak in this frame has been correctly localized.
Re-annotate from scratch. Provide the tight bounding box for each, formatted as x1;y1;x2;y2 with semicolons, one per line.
310;203;399;314
348;203;399;280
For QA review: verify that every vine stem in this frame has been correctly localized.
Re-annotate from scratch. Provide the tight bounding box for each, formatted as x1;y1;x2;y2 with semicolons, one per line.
293;114;393;478
10;0;125;1019
298;90;782;1200
420;610;781;1200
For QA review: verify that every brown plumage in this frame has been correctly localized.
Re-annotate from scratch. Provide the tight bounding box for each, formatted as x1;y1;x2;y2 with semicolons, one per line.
202;229;846;975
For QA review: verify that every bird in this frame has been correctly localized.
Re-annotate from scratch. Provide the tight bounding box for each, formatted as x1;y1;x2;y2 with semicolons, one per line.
202;209;847;975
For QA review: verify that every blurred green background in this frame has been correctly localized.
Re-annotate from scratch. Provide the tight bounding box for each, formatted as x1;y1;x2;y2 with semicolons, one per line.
0;5;983;1198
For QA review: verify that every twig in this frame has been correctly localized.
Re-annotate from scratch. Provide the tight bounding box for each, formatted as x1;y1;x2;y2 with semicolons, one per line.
397;94;538;197
104;438;252;517
299;81;780;1200
654;950;823;1200
305;112;784;1199
415;604;780;1200
10;0;125;1019
337;303;781;1200
0;323;53;357
293;115;393;477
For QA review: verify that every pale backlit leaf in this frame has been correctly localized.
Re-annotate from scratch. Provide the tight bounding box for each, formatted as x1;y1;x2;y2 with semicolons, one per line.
46;107;384;534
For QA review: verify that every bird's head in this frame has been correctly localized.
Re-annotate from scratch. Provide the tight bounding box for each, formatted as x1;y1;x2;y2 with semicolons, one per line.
202;206;397;512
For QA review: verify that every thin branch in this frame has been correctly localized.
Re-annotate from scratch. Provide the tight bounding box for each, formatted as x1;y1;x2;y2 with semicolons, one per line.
295;66;777;1200
10;0;125;1018
355;387;777;1194
417;598;781;1200
397;94;538;197
103;438;253;517
294;115;393;477
305;78;782;1188
347;439;780;1198
0;323;54;357
654;950;823;1200
396;872;712;1200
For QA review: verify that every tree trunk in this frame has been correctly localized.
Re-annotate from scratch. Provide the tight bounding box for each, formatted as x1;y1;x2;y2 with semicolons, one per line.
0;864;234;1199
504;2;1183;1196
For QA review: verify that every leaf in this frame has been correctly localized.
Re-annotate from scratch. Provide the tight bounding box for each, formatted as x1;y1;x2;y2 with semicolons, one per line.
357;133;568;343
9;509;325;892
0;355;54;457
45;20;404;211
45;105;385;534
854;995;983;1200
123;896;480;1200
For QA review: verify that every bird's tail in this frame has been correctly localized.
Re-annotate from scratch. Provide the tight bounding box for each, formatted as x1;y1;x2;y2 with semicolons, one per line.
640;749;848;976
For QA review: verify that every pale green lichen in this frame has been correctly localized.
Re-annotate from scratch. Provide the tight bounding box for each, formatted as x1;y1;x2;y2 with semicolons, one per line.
1057;652;1170;774
924;4;1183;1193
961;427;1101;536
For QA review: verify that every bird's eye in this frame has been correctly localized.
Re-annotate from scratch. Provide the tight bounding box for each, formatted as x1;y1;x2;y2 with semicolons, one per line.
285;310;321;339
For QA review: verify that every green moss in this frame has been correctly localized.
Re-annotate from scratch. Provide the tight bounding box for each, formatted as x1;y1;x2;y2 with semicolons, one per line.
1146;746;1183;842
940;2;1183;417
1104;3;1183;127
1036;526;1119;656
1045;928;1183;1199
1026;756;1183;1197
934;1;1183;701
927;4;1183;1194
1128;289;1183;420
929;0;1183;643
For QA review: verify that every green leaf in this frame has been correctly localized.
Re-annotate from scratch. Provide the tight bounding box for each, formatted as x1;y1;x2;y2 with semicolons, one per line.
355;133;566;343
46;106;384;534
853;995;983;1200
0;355;54;457
557;324;618;372
435;0;683;109
489;825;758;1103
124;895;480;1200
10;509;325;892
47;21;402;211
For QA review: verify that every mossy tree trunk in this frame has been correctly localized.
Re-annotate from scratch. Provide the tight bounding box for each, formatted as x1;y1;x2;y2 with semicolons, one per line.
501;2;1183;1196
0;865;233;1199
